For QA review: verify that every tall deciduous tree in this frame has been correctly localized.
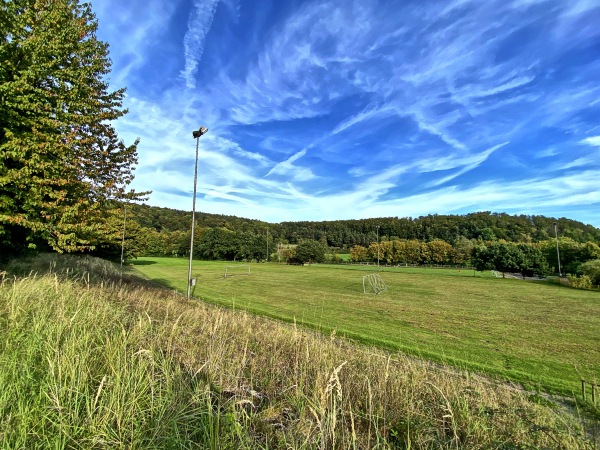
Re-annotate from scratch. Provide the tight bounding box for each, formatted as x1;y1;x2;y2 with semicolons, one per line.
349;244;367;262
295;239;326;264
0;0;147;255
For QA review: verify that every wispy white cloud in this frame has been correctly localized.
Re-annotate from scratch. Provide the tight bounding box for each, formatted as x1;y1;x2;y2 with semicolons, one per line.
95;0;179;89
95;0;600;227
264;150;316;182
424;142;509;187
181;0;221;89
580;136;600;147
263;170;600;222
331;105;392;136
470;74;537;99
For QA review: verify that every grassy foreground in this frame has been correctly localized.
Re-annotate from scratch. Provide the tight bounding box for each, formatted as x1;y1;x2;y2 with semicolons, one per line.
1;254;598;448
131;257;600;399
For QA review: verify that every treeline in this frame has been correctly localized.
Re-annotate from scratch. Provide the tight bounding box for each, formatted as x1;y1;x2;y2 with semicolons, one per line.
349;238;600;278
125;204;600;251
120;205;600;282
278;213;600;246
128;204;270;235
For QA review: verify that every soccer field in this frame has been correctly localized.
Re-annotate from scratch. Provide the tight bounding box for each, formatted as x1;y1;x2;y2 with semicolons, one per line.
131;257;600;397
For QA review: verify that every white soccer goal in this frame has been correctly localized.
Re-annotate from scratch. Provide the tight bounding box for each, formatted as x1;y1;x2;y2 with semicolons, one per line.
362;273;387;294
224;264;251;278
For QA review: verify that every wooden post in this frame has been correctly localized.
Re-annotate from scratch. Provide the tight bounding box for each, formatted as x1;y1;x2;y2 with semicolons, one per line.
592;384;596;405
582;380;586;401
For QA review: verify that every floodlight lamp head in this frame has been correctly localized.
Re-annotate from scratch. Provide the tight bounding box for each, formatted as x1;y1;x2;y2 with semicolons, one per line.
192;126;208;138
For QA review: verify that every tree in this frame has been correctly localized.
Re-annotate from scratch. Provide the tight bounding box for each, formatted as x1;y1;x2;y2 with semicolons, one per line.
452;236;474;265
478;227;497;241
424;239;453;264
472;244;494;272
0;0;147;255
295;239;326;264
516;243;549;277
349;245;367;262
540;238;600;274
367;242;381;263
403;239;422;264
196;227;236;260
280;245;295;262
472;242;548;277
380;240;394;264
90;213;149;262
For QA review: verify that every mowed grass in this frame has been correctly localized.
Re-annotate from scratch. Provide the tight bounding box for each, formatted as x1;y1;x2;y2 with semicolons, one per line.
132;257;600;398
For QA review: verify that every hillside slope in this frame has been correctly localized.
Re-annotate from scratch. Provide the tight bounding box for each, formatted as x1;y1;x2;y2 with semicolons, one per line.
1;254;598;449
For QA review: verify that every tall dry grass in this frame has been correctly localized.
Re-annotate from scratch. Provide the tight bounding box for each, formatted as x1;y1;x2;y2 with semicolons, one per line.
1;254;597;449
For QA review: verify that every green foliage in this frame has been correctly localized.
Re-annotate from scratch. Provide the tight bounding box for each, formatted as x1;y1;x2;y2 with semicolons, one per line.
472;242;548;276
472;244;495;271
279;212;600;246
453;236;475;265
128;203;272;234
421;239;454;264
0;0;147;254
580;259;600;286
294;239;326;263
540;238;600;274
123;205;600;253
567;274;594;290
124;206;600;276
327;247;340;263
142;227;188;257
194;227;269;261
516;243;550;277
349;244;367;262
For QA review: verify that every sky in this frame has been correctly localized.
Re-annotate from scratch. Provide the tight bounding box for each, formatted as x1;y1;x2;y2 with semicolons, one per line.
94;0;600;227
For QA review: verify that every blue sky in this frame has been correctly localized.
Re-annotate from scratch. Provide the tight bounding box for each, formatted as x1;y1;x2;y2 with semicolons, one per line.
95;0;600;226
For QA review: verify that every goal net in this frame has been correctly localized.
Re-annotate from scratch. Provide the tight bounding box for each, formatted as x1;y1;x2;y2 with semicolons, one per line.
224;265;251;278
362;273;387;294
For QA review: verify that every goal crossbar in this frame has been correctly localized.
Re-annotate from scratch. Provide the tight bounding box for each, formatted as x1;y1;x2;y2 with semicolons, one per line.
224;265;251;278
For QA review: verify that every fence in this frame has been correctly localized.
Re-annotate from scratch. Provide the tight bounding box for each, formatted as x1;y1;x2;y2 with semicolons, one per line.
582;379;598;404
327;261;475;270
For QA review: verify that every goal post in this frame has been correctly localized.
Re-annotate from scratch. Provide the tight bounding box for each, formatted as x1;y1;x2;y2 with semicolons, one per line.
224;264;251;278
362;273;387;294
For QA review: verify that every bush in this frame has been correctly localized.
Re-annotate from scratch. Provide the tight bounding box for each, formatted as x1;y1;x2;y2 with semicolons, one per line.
567;274;593;290
580;259;600;286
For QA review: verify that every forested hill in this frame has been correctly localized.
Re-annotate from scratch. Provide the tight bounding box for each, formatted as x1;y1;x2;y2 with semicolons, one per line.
128;204;270;234
128;204;600;247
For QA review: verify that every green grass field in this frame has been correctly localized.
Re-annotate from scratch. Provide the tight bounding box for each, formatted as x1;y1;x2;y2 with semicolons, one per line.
131;257;600;398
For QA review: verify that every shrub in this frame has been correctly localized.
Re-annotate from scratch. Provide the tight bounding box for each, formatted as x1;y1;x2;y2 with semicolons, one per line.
580;259;600;286
567;274;593;290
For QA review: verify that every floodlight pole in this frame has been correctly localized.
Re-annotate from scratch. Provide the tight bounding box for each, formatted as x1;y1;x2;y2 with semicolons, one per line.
553;222;562;277
266;227;269;262
376;225;380;268
187;126;208;299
